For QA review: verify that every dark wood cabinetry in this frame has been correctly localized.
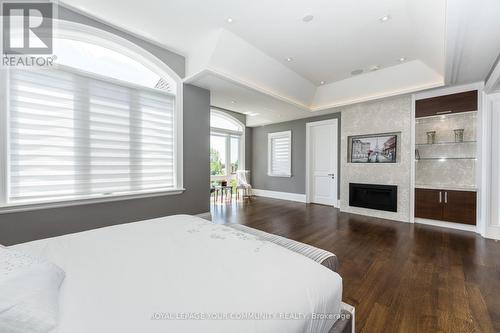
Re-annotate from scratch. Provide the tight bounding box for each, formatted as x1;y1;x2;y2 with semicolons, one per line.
442;190;477;225
415;189;443;221
415;188;476;225
415;90;478;118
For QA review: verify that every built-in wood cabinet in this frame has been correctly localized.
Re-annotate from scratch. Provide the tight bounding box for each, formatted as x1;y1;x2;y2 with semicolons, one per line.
415;90;478;118
415;188;476;225
441;190;477;225
415;189;443;221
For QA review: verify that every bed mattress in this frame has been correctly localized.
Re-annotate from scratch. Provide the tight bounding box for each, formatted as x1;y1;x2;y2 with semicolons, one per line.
11;215;342;333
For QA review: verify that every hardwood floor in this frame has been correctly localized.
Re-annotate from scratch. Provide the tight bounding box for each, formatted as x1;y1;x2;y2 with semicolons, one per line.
211;197;500;333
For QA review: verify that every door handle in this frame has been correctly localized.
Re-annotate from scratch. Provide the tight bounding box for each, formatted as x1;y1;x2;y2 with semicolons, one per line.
439;191;442;203
444;192;448;204
327;173;335;179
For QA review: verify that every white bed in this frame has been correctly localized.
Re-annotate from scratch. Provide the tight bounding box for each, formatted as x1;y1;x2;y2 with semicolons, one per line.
10;215;343;333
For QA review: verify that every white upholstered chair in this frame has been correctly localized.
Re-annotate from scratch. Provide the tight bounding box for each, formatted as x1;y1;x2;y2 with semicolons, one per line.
236;170;252;200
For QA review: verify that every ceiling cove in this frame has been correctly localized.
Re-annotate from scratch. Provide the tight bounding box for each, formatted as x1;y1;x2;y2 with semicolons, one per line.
60;0;500;125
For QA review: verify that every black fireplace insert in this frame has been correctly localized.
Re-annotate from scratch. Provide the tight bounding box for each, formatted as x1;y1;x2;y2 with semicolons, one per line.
349;183;397;212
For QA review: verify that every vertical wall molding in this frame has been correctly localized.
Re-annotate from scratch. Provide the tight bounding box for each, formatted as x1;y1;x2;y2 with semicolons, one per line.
486;92;500;239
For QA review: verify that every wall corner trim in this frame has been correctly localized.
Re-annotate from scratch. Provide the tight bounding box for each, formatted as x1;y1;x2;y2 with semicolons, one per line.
252;189;306;203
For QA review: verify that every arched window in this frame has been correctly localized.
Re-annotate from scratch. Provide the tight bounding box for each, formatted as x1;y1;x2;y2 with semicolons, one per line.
211;112;244;132
53;38;176;93
0;21;183;208
210;110;245;179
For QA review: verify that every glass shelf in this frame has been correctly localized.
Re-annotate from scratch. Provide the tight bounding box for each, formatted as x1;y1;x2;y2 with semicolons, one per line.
415;157;477;161
416;141;476;146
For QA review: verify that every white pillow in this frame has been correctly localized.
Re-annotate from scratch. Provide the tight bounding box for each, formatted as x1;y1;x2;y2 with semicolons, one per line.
0;247;65;333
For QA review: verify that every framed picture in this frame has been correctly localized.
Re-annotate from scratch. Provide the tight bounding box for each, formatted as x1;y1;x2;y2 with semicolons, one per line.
348;133;398;163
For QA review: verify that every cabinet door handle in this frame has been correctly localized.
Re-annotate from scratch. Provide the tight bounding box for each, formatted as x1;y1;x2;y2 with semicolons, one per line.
436;110;452;115
439;191;442;203
444;191;448;203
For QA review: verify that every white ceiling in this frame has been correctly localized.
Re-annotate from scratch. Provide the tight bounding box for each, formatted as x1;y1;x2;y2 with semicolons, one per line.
62;0;500;126
194;72;310;126
63;0;445;84
445;0;500;85
223;0;444;85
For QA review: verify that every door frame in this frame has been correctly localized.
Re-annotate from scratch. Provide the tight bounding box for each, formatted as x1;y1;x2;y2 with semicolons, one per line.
305;118;339;206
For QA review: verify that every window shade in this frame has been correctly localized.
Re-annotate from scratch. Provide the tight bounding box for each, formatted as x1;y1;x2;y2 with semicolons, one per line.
268;131;291;177
8;67;176;204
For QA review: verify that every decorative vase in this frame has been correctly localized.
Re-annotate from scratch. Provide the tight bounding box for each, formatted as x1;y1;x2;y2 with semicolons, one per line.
454;129;464;143
426;131;436;144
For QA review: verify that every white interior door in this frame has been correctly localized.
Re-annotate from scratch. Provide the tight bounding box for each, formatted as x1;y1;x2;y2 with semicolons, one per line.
307;119;338;206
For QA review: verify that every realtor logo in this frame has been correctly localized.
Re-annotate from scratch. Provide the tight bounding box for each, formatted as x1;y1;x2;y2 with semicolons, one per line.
2;1;53;54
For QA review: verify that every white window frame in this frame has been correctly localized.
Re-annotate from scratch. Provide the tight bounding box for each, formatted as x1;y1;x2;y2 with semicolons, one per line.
0;22;184;213
210;110;245;181
268;130;292;177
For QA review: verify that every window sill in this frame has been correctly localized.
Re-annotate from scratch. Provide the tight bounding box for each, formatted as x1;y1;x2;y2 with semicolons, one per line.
0;188;186;214
268;174;292;178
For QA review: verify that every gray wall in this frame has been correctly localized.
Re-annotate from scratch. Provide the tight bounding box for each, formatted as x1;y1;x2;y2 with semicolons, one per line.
245;128;253;177
0;7;210;245
251;112;341;195
58;5;185;77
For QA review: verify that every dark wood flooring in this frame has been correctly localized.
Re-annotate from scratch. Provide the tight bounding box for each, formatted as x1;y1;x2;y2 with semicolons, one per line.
211;197;500;333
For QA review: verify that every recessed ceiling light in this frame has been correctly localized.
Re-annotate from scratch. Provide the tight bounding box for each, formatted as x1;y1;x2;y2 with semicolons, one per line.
379;15;391;22
399;57;406;62
226;17;234;23
320;81;325;85
302;14;314;22
286;57;293;62
231;100;236;104
369;65;380;71
351;69;363;76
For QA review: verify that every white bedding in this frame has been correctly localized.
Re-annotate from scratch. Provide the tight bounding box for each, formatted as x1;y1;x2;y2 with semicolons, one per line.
11;215;342;333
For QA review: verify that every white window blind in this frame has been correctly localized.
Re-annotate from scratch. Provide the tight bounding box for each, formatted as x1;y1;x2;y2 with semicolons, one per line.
7;66;177;204
268;131;291;177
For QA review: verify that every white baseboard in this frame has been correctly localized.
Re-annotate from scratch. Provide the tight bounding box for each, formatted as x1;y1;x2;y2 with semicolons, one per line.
252;189;306;203
195;212;212;221
485;225;500;240
415;218;477;233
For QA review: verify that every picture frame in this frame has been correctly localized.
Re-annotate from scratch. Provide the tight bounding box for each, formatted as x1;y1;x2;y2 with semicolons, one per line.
348;133;398;163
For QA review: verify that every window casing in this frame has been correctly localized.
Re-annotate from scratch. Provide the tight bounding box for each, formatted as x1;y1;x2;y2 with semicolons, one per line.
268;131;292;177
0;26;183;213
210;111;244;180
